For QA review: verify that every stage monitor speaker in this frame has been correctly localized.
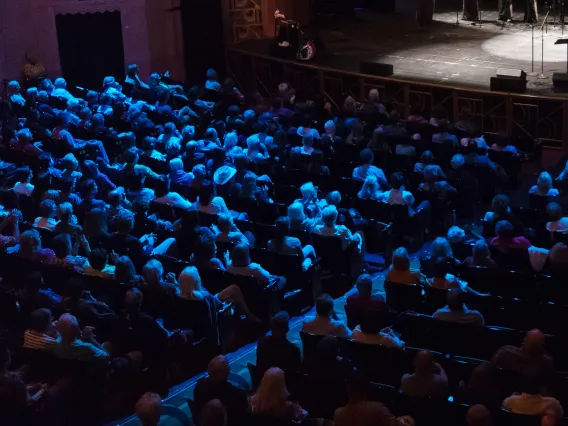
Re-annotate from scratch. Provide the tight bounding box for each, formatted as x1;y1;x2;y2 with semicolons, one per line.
360;61;394;77
496;68;527;80
553;72;568;88
490;76;527;94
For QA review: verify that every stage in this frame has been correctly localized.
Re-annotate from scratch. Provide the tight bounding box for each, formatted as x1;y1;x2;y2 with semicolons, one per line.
232;6;568;96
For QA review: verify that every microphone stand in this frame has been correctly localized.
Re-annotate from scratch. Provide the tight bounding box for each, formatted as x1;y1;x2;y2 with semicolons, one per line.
528;24;538;75
538;7;552;79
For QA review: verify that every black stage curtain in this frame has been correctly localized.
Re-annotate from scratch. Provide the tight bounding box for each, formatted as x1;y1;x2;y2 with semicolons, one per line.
180;0;225;84
55;11;126;90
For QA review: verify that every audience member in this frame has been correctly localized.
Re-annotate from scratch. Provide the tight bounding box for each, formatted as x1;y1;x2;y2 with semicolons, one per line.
433;288;485;326
400;349;448;400
303;294;352;338
256;311;301;374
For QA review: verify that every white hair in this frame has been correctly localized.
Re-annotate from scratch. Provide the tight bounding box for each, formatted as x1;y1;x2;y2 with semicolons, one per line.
54;78;67;88
287;202;306;221
300;182;316;199
169;158;184;172
451;154;465;170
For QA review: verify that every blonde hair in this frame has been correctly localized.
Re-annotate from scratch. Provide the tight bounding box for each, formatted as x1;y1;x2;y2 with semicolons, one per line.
287;202;306;221
392;247;410;271
178;266;204;300
358;175;381;200
251;368;290;414
142;259;164;287
537;172;553;191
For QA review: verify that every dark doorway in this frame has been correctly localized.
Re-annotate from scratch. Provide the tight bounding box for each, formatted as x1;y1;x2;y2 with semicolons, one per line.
180;0;225;84
55;11;125;90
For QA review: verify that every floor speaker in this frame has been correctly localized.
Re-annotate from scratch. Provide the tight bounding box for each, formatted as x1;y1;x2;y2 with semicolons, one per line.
360;60;394;77
553;72;568;88
496;68;527;80
490;76;527;94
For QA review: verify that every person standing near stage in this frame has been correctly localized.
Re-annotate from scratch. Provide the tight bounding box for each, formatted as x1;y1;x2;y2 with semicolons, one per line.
416;0;435;27
463;0;479;20
499;0;513;22
524;0;538;23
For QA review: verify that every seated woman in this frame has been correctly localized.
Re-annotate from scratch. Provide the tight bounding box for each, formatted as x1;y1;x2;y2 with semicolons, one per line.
227;243;286;291
418;165;456;200
426;256;486;295
462;240;498;268
238;173;272;203
413;150;445;176
60;153;82;182
529;172;559;197
192;235;226;270
215;213;252;246
51;232;90;270
54;202;82;235
300;134;315;156
142;259;179;296
490;133;519;156
287;202;318;232
268;216;316;270
84;248;115;279
295;182;323;218
178;266;260;323
378;172;430;216
18;229;55;264
483;194;524;235
153;176;192;210
194;182;229;216
249;367;307;423
114;255;145;286
314;206;363;254
357;175;382;201
81;160;116;195
386;246;423;285
34;199;58;231
307;150;330;176
421;237;459;277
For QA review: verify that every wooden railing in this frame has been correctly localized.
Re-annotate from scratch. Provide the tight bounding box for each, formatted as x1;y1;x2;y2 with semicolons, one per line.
227;46;568;150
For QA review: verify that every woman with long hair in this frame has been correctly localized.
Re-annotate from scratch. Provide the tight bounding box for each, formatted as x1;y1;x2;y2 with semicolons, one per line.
178;266;260;323
249;367;306;421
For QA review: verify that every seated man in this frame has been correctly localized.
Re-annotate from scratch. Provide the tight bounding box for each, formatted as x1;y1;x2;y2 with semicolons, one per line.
256;311;301;374
303;294;352;338
152;176;192;210
400;349;448;401
23;308;59;350
51;313;110;363
352;313;405;349
52;113;109;163
34;199;58;231
433;288;485;326
267;216;315;269
546;202;568;233
352;148;387;186
215;213;250;246
503;371;563;419
193;355;248;426
492;329;554;379
135;392;189;426
346;273;387;312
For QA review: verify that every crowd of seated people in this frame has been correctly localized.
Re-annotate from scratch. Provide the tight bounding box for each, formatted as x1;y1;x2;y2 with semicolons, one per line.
1;61;567;426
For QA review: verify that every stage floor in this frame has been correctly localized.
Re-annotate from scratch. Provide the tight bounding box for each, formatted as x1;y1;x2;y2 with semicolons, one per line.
233;7;568;96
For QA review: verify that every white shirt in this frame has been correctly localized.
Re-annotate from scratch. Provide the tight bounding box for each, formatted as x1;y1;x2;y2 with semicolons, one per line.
314;224;355;251
503;393;563;418
529;186;559;196
351;326;405;349
352;164;387;186
13;182;34;196
34;217;58;232
227;262;271;282
379;188;415;206
195;197;228;215
302;315;352;338
153;192;192;210
51;88;75;101
433;305;484;326
547;218;568;233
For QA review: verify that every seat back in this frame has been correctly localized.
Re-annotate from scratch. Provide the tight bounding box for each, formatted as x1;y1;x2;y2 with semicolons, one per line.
384;280;422;313
311;233;350;276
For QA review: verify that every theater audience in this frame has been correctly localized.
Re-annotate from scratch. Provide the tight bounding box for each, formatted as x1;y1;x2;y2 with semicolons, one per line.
386;247;423;285
135;392;189;426
503;372;563;419
352;148;387;186
303;294;352;338
530;172;559;197
346;273;387;312
462;240;498;268
433;288;485;326
546;202;568;233
352;313;405;349
51;313;110;363
334;371;397;426
249;367;307;422
400;349;448;400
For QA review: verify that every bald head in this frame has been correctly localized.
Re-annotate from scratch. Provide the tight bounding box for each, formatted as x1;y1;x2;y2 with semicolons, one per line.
208;355;229;382
523;329;546;356
466;405;491;426
447;289;464;311
201;399;227;426
414;349;434;373
56;313;80;342
135;392;162;426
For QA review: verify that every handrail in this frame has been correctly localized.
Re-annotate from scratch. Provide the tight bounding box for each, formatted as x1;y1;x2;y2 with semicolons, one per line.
228;45;568;101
